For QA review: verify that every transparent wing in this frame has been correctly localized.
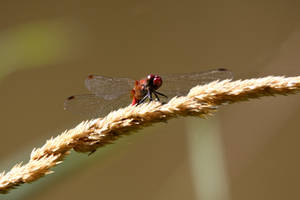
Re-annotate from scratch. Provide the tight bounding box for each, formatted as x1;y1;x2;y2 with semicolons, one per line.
65;69;232;116
158;68;233;97
85;75;135;100
64;93;132;117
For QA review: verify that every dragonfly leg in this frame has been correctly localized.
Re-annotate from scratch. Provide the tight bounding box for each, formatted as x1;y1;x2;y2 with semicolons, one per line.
137;94;149;105
148;90;153;101
153;92;160;101
137;89;154;105
154;91;168;98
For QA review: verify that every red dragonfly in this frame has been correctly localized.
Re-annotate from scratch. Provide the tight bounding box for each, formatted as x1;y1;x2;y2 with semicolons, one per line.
64;68;232;117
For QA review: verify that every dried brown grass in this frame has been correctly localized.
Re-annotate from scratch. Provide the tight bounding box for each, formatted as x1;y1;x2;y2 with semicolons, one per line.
1;75;300;194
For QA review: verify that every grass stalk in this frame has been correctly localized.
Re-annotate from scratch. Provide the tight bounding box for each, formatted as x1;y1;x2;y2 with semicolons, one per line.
0;75;300;194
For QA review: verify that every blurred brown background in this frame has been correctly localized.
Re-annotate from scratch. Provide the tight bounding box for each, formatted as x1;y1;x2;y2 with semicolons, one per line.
1;1;300;200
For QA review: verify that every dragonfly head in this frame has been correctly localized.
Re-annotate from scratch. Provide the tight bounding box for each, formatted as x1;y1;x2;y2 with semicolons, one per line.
147;74;162;90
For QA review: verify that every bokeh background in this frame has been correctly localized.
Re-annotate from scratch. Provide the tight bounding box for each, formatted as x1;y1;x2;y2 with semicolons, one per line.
1;1;300;199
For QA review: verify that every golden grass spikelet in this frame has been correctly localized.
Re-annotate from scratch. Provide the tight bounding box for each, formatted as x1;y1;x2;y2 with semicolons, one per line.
0;75;300;194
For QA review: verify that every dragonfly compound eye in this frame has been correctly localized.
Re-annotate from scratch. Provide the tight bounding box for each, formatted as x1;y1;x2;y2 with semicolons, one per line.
147;74;155;80
152;75;162;90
